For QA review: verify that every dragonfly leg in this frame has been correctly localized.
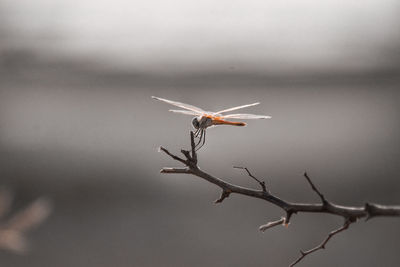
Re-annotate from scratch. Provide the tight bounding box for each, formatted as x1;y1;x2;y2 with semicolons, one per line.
196;130;206;150
195;130;203;150
195;129;202;137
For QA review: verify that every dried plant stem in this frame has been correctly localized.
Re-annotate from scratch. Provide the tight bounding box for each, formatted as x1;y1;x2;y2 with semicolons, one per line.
159;131;400;266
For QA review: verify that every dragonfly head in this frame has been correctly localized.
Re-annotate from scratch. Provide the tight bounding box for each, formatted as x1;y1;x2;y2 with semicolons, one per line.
192;117;200;129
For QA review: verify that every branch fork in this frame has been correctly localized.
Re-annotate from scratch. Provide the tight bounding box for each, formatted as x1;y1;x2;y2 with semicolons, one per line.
158;131;400;266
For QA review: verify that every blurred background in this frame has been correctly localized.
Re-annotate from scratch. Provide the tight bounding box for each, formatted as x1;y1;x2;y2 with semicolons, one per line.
0;0;400;266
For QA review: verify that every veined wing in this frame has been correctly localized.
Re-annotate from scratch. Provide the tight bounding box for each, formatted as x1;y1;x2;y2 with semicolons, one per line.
221;113;271;119
152;96;205;113
169;109;202;116
216;102;260;114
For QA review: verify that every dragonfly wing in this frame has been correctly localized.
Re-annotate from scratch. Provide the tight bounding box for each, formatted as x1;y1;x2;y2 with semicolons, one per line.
152;96;205;113
169;109;202;116
216;102;260;114
222;113;271;119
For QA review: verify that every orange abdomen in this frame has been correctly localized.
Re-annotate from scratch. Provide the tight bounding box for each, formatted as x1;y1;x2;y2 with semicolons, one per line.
212;118;246;126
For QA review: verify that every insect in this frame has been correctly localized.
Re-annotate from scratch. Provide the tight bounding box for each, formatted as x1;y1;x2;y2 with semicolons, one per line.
152;96;271;150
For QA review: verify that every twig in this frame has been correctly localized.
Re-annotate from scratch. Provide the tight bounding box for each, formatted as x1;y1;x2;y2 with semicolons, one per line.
159;131;400;266
215;190;231;204
0;190;52;253
303;172;326;204
233;166;267;192
159;146;187;165
290;220;352;267
190;131;197;164
259;217;285;232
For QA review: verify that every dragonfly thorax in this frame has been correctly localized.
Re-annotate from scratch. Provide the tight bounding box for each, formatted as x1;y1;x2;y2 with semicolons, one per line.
192;116;213;129
201;116;214;129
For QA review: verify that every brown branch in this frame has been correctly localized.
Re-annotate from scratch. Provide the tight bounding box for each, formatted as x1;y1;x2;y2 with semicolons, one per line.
214;190;231;204
259;217;285;232
159;146;187;165
290;220;352;267
190;131;197;164
159;131;400;266
0;190;52;254
160;167;189;174
303;172;326;204
233;166;267;192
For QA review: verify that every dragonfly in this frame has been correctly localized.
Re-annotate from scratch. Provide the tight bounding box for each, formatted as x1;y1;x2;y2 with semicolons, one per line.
152;96;271;150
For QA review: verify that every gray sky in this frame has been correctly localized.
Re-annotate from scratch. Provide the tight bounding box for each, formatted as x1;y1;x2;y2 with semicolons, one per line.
1;0;400;72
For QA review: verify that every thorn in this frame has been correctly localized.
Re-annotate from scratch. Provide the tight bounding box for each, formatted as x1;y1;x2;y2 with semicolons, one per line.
285;210;294;225
214;190;231;204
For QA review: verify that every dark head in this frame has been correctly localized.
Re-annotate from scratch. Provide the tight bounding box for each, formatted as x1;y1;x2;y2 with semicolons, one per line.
192;117;200;129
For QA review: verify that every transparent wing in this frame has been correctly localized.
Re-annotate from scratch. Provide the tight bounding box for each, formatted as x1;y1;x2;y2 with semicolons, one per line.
216;102;260;114
221;113;271;119
152;96;205;113
169;109;202;116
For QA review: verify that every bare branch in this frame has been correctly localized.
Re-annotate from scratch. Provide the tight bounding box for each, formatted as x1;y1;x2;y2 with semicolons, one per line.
303;172;326;204
5;198;52;232
214;190;231;204
285;210;295;225
159;132;400;266
0;188;13;219
364;202;400;221
259;217;285;232
159;146;187;165
0;193;52;254
234;166;267;192
160;167;190;174
290;220;352;267
190;131;197;164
